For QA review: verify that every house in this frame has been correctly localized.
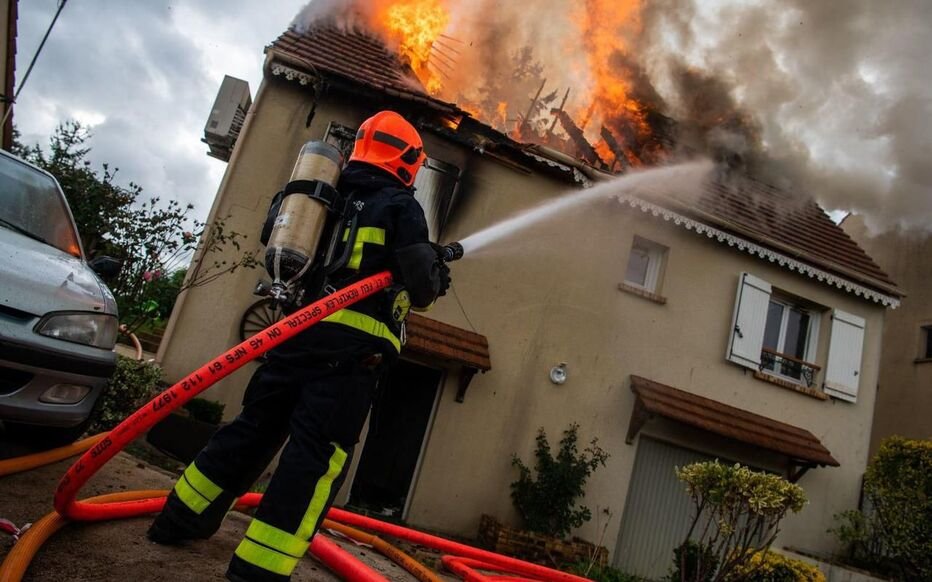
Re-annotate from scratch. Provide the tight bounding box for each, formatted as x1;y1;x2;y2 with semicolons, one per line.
157;25;902;579
842;215;932;456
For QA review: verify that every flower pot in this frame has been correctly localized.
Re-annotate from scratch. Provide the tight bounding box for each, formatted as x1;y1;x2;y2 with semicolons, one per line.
477;514;608;568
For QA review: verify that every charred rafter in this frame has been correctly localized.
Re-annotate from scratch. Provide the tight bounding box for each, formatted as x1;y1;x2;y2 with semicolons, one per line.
552;108;604;167
600;126;629;172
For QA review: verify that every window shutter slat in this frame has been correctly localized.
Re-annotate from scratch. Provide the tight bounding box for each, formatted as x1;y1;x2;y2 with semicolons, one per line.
824;309;866;403
727;273;772;369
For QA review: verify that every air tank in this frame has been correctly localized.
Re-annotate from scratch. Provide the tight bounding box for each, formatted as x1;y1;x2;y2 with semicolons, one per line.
265;141;343;300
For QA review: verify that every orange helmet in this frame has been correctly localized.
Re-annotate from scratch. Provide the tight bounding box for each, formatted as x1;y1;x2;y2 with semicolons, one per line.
349;111;426;187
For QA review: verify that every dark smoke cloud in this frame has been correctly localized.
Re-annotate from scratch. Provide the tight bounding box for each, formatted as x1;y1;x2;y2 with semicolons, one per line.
638;0;932;233
291;0;930;232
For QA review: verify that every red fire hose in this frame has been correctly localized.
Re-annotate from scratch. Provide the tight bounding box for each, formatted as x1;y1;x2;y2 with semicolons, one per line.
3;271;591;581
54;272;393;521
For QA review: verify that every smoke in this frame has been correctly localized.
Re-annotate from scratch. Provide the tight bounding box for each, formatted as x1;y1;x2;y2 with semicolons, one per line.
289;0;932;233
637;0;932;233
291;0;365;32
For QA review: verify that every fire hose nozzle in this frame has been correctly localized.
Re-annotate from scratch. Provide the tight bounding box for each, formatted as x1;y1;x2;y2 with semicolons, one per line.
440;242;464;263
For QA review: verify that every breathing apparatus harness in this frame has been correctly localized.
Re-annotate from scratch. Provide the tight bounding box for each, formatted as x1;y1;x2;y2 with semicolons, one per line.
261;141;462;321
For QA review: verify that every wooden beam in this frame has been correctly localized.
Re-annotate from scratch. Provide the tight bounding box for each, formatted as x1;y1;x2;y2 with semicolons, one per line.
625;397;652;444
455;367;478;403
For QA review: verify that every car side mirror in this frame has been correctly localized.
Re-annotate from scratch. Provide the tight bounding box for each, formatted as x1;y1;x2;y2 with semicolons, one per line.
88;256;123;279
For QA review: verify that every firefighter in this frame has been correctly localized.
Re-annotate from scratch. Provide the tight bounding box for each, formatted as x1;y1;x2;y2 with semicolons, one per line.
147;110;451;582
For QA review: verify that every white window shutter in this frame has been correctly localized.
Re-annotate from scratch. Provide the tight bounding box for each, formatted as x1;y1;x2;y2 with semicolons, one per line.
726;273;772;369
825;309;866;403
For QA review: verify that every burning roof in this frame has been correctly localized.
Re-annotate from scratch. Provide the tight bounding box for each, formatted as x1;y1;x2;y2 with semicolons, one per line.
266;24;898;299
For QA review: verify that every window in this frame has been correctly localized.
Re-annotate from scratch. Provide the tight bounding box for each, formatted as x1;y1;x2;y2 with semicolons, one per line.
624;236;667;293
412;158;460;242
323;122;357;160
727;272;866;402
922;326;932;360
760;298;819;384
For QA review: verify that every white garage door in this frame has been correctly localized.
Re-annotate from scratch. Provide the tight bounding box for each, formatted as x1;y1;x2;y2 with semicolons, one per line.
614;438;715;580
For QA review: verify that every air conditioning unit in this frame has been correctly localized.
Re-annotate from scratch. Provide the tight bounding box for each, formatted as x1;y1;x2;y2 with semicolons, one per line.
202;76;251;162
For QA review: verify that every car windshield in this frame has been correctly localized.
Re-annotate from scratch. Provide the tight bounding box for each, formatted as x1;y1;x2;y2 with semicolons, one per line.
0;155;82;257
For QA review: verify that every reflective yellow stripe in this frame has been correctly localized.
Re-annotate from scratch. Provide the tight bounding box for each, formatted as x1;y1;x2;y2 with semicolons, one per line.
245;520;309;559
296;444;348;539
234;538;300;576
174;475;210;514
323;309;401;352
342;227;386;270
184;462;222;502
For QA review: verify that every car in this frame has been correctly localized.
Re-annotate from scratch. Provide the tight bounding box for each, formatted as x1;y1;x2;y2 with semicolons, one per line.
0;148;121;446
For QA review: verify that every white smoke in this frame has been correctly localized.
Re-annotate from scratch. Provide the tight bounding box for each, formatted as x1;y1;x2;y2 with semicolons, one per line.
639;0;932;233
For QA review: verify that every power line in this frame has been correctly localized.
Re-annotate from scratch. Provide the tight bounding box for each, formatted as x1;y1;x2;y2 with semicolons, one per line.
2;0;69;127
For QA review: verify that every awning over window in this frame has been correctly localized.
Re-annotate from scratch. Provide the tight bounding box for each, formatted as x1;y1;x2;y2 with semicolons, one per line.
404;314;491;403
627;375;839;470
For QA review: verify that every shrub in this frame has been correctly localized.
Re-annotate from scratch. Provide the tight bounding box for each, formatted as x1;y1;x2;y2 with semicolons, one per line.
511;423;609;538
91;356;164;433
726;551;824;582
569;561;641;582
668;541;719;582
674;461;807;582
182;398;225;425
831;436;932;580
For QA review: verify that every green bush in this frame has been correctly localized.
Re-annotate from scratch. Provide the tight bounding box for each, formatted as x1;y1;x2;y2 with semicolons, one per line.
668;541;719;582
90;356;164;433
674;461;806;582
831;436;932;580
511;423;609;538
182;398;225;425
725;551;824;582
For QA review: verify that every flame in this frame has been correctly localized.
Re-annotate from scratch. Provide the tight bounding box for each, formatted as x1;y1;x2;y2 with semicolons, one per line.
365;0;660;170
497;102;509;130
574;0;652;163
594;140;614;165
376;0;450;95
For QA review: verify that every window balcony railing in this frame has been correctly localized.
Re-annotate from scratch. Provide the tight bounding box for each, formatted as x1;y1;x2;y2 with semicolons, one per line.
760;348;822;387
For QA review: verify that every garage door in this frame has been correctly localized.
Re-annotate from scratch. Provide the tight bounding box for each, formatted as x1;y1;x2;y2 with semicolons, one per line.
614;438;714;579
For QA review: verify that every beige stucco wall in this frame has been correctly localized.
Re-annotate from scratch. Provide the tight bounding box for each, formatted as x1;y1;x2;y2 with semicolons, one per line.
409;164;884;556
843;215;932;456
160;73;887;561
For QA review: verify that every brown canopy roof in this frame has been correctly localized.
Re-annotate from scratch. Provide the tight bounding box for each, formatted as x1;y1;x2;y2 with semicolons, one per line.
405;314;491;372
628;375;839;467
268;25;896;299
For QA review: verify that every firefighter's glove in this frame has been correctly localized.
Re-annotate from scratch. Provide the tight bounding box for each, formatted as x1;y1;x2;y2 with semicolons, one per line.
438;261;451;297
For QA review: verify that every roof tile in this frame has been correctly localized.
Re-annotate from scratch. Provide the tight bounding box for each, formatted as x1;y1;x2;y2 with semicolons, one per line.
630;375;839;467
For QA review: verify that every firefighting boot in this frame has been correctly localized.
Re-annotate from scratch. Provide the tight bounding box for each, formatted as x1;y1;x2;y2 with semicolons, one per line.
147;489;237;544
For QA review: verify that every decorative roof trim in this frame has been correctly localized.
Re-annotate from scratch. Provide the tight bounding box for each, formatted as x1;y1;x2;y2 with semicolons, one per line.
523;152;592;187
270;62;315;86
617;194;900;308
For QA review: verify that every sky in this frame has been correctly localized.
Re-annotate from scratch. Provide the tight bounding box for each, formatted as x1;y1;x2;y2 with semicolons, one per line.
15;1;931;233
14;0;309;222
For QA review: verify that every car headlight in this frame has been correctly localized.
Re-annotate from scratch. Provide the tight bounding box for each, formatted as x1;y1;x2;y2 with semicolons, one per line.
35;312;119;349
